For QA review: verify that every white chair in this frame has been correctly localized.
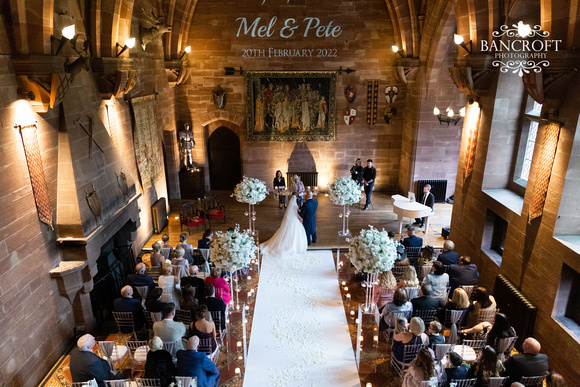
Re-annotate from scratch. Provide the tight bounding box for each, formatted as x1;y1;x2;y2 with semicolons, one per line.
381;311;411;345
420;380;442;387
199;249;211;273
450;379;477;387
64;381;97;387
124;340;149;376
520;375;547;387
459;285;477;300
210;310;226;344
477;307;499;325
175;376;198;387
392;265;408;281
104;380;132;387
447;309;468;344
96;341;127;372
160;285;175;303
417;265;432;282
463;339;487;359
497;336;518;361
488;377;508;387
389;343;425;378
163;339;182;358
403;286;420;300
135;378;161;387
413;309;438;325
145;266;162;284
433;343;453;368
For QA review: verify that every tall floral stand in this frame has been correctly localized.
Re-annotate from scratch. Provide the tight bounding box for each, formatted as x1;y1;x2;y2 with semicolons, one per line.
338;204;351;236
362;271;378;314
245;204;257;236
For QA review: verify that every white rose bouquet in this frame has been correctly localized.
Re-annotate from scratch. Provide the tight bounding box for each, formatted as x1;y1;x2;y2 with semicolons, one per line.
328;177;362;205
346;226;398;273
232;176;268;204
210;226;257;270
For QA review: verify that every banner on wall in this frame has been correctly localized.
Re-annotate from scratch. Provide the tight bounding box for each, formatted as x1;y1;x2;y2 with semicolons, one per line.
131;95;163;190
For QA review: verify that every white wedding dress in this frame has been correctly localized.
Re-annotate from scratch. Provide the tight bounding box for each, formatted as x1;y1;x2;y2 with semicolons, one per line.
260;195;308;257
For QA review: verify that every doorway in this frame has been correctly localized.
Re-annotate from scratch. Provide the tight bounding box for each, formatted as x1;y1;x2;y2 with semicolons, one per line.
207;126;242;190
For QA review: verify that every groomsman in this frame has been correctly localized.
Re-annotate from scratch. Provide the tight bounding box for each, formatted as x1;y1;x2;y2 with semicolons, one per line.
415;184;434;227
362;159;376;210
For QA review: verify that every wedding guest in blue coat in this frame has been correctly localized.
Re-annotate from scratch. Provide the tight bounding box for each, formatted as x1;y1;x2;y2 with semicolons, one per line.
300;191;318;245
438;240;459;266
176;336;220;387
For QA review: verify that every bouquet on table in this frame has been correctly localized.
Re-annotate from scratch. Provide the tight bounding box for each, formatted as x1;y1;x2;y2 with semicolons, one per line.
231;176;268;204
346;226;398;273
328;177;362;205
210;226;257;271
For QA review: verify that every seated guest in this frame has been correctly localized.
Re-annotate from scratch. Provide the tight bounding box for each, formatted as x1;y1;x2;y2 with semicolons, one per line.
390;231;410;266
417;245;435;267
486;313;516;357
444;352;469;386
113;285;145;333
171;247;190;280
459;321;492;341
198;228;213;249
189;304;218;354
438;240;459;265
144;336;176;387
427;321;445;348
205;267;231;305
176;336;220;387
375;270;398;309
127;262;155;299
181;266;206;301
502;337;549;384
393;317;429;362
153;303;187;349
424;261;449;300
467;345;504;386
160;234;174;258
546;372;567;387
176;233;195;265
145;287;165;313
467;287;496;328
412;283;444;312
200;284;227;331
150;242;164;267
448;256;479;294
438;287;471;327
158;264;179;304
402;227;423;248
403;347;441;387
69;334;122;387
379;288;412;331
398;265;420;289
179;285;199;315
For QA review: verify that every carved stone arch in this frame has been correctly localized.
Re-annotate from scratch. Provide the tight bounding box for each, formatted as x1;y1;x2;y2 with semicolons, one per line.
200;110;244;138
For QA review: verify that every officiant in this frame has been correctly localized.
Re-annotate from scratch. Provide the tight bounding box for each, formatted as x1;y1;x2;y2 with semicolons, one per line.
273;170;287;209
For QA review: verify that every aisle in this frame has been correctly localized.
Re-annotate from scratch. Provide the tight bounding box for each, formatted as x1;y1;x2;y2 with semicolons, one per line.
243;250;360;387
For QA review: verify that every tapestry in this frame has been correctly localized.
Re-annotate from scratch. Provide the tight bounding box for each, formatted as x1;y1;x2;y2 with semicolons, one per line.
366;80;379;126
528;122;561;222
19;124;53;228
463;102;481;181
245;71;336;141
131;95;162;190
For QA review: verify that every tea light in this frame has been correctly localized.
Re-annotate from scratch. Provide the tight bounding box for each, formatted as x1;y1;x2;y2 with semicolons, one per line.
366;383;372;387
343;286;349;292
236;304;240;310
346;293;351;300
350;310;355;318
373;335;379;342
237;341;242;348
359;335;364;342
247;276;252;280
355;318;359;324
341;281;346;286
244;318;248;324
245;305;250;311
226;319;230;324
235;367;241;376
238;355;243;360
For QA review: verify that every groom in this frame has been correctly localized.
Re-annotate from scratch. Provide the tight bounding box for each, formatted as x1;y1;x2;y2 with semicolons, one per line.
300;191;318;245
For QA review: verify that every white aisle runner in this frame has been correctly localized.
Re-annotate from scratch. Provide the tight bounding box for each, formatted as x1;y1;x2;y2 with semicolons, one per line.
243;250;360;387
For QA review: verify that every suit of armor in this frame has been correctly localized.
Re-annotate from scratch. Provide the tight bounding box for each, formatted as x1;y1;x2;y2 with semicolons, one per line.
179;124;195;170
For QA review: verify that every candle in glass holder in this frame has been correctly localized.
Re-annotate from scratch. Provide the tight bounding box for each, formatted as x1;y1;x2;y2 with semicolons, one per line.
344;286;348;292
350;310;355;318
341;281;346;286
235;367;241;376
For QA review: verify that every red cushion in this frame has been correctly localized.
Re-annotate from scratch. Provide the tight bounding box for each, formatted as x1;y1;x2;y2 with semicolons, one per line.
184;216;205;227
209;209;225;219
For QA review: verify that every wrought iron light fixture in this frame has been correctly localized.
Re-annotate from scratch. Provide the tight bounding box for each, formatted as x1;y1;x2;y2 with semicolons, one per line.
433;106;466;126
391;45;405;58
179;46;191;60
454;34;472;55
51;24;79;56
116;38;136;57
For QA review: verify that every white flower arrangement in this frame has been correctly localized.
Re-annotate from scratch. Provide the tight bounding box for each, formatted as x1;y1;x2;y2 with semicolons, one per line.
210;226;257;270
328;177;362;205
346;226;398;273
231;176;268;204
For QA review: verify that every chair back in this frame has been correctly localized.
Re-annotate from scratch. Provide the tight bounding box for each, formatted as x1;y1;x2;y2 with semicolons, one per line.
160;285;175;303
175;376;197;387
433;343;453;363
447;309;468;344
197;336;217;356
162;340;182;358
488;377;508;387
175;309;193;326
402;342;425;364
135;286;149;301
420;381;441;387
463;339;487;359
160;248;172;260
450;379;477;387
199;248;210;261
96;341;127;371
112;311;137;338
413;309;438;325
406;247;422;265
520;375;547;387
64;381;97;387
403;286;420;300
146;266;161;283
104;380;132;387
124;340;149;375
417;265;432;282
460;284;477;301
497;336;518;361
392;265;408;281
477;307;499;325
135;378;162;387
210;310;225;338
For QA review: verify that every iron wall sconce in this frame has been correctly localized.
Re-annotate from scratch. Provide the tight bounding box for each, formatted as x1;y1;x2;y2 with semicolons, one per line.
391;45;405;58
454;34;472;55
433;106;465;126
116;38;136;57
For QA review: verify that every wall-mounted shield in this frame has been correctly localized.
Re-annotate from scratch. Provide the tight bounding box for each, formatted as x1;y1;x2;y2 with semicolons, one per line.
116;170;129;196
385;86;399;104
344;86;357;103
84;184;102;218
343;107;356;125
384;107;397;124
213;85;226;109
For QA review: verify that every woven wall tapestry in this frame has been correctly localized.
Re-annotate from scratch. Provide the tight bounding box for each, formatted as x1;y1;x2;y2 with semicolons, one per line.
463;103;481;181
366;80;379;126
528;122;561;223
19;124;53;228
131;95;162;190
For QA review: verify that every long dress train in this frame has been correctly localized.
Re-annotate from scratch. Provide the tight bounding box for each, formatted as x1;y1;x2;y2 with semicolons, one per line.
260;195;307;258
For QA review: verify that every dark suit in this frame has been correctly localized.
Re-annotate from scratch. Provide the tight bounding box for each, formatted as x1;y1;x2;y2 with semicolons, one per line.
448;264;479;293
181;276;206;301
444;365;469;386
273;177;286;188
113;296;145;332
438;250;459;265
428;334;445;348
503;353;549;384
176;349;220;387
402;235;423;248
411;295;443;311
200;297;227;330
415;191;435;226
197;238;212;249
69;348;122;387
362;166;376;208
127;273;155;299
144;349;176;387
300;198;318;245
144;298;165;313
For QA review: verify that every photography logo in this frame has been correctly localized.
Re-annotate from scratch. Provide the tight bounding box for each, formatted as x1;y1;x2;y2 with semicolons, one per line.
481;21;562;77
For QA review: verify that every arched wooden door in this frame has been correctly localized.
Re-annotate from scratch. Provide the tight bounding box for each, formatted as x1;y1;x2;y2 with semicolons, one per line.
207;127;242;190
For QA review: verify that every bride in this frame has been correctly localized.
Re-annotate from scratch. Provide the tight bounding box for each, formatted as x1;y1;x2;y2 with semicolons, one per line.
260;194;308;257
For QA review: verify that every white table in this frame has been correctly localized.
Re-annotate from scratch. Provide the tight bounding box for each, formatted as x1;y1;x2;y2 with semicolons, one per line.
391;194;434;234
